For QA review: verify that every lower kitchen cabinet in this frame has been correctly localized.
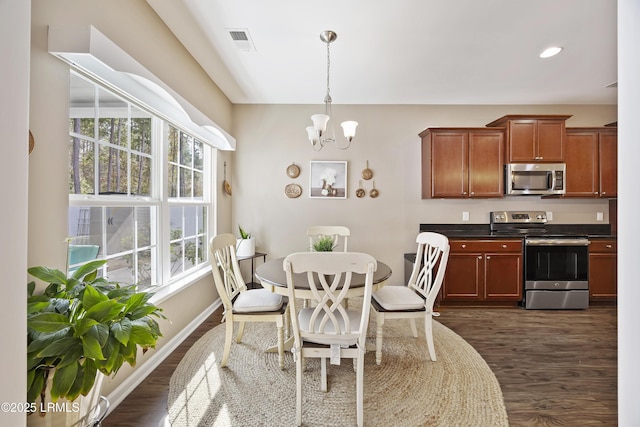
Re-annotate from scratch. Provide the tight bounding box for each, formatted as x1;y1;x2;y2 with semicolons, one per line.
442;239;522;304
589;239;617;301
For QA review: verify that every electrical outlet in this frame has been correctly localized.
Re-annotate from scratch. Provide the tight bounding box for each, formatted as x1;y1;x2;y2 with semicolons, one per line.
546;211;553;221
597;212;604;221
462;211;470;221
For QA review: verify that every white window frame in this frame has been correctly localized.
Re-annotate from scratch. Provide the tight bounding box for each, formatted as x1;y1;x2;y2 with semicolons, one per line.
68;71;215;294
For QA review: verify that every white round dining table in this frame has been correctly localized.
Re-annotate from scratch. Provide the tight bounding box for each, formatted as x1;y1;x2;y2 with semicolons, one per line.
254;256;392;298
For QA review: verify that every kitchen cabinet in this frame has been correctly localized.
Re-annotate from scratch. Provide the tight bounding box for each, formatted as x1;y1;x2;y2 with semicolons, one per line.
420;128;504;198
486;115;571;163
589;239;617;301
565;128;617;198
442;239;522;304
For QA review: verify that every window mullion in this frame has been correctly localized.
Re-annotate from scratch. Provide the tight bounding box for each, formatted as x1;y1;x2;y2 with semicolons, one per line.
157;119;171;286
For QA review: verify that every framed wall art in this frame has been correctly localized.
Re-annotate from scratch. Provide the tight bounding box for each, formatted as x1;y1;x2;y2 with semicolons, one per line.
309;161;347;199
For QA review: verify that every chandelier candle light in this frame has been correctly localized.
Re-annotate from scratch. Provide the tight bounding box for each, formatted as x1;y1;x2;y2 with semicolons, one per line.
306;30;358;151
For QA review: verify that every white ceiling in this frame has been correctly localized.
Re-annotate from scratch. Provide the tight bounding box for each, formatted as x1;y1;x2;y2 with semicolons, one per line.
146;0;617;106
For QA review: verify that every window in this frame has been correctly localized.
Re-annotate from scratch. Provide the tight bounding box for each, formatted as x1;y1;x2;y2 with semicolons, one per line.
167;126;208;279
68;72;212;290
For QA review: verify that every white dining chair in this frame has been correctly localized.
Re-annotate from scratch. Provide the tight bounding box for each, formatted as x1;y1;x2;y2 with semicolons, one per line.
209;234;288;369
370;232;450;364
283;251;377;427
306;225;350;252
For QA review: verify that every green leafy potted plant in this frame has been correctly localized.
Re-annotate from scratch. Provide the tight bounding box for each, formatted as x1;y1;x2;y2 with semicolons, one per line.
236;225;255;257
27;259;164;426
313;235;337;252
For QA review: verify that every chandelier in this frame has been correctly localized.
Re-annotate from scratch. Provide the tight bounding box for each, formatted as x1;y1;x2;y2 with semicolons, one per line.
306;30;358;151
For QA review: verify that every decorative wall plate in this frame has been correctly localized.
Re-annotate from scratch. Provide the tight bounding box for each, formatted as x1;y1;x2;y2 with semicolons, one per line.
286;163;300;178
285;183;302;198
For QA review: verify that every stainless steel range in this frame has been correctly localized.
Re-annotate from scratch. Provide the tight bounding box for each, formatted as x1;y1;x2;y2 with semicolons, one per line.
491;211;590;309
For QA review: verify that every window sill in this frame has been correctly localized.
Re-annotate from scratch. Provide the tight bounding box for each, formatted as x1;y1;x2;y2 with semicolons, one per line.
149;266;212;305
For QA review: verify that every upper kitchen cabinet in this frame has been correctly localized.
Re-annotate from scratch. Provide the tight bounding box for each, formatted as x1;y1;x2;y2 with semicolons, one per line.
565;127;617;198
486;115;572;163
420;127;505;199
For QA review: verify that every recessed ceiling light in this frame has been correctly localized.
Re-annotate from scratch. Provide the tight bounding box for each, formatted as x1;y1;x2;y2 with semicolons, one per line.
539;46;563;59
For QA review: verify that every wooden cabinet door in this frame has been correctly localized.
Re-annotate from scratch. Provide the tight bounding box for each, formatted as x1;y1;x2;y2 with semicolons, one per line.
468;130;504;197
536;119;566;162
428;131;468;198
484;252;522;300
487;115;570;163
442;252;482;299
565;131;598;197
589;240;617;300
599;131;617;198
589;253;617;299
508;120;537;162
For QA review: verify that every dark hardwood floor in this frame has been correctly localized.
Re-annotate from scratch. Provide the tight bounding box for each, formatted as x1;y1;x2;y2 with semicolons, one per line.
103;305;617;426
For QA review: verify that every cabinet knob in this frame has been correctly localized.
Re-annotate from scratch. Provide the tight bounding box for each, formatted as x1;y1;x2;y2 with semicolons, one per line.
602;192;606;195
595;192;599;195
606;244;612;249
486;256;491;259
478;256;482;260
502;244;507;248
470;192;474;195
462;191;467;195
461;244;466;248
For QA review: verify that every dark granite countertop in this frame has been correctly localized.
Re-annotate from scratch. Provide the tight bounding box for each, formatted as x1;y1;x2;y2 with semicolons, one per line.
419;223;615;239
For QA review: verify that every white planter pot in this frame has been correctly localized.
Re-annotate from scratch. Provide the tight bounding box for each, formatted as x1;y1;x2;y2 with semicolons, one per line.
28;372;107;427
236;237;255;257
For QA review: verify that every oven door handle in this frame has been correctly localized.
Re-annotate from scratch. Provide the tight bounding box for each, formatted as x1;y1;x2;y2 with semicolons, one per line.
525;238;590;246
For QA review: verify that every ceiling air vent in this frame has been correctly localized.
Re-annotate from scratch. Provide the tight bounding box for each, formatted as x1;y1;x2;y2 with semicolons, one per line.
227;29;255;51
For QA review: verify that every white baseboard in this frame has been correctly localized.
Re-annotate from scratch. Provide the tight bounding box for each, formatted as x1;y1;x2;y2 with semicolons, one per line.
103;299;222;414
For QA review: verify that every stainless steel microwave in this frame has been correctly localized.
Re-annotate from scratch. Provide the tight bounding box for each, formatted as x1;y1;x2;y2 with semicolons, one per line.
505;163;566;195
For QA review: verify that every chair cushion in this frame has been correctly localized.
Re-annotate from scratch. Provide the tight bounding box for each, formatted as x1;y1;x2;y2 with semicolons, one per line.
298;308;361;345
233;289;284;313
372;286;425;311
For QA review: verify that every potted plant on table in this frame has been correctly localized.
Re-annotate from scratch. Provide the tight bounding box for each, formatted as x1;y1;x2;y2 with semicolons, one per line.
313;235;337;252
236;225;255;257
27;259;164;426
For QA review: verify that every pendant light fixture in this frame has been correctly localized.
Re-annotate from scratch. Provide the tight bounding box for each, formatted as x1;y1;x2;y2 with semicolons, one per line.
306;30;358;151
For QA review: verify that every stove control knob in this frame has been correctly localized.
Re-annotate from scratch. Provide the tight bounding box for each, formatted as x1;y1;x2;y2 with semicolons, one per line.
536;214;545;220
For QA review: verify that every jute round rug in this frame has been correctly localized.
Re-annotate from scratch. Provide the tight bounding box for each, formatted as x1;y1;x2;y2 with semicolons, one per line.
168;306;508;427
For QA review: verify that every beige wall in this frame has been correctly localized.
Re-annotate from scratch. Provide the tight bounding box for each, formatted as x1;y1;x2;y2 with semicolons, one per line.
231;104;617;281
29;0;233;397
1;1;30;425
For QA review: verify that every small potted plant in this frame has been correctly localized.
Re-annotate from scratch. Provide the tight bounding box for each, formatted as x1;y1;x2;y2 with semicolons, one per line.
236;225;255;257
313;235;337;252
27;259;165;426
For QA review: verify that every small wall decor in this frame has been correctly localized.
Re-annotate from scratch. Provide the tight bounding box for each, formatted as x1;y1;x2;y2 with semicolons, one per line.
285;183;302;198
356;180;366;198
361;160;373;180
222;161;232;196
286;162;300;178
309;160;347;199
369;180;380;198
29;130;35;154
